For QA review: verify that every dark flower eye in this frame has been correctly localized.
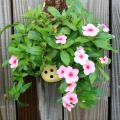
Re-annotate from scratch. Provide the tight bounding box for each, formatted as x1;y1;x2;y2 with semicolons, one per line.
50;75;54;78
50;69;54;72
45;71;47;74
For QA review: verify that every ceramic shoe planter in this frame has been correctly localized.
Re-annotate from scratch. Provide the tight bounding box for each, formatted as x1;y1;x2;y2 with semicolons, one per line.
41;65;61;82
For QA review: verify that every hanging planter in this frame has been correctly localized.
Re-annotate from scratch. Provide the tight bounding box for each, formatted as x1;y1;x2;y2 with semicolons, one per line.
0;0;116;111
41;65;61;82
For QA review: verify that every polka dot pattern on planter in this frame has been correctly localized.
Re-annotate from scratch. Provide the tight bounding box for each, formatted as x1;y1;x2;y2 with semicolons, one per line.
41;65;61;82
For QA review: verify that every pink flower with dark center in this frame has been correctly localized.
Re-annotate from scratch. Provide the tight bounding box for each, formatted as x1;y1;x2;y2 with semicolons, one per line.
9;56;18;68
98;24;110;32
83;60;95;75
62;92;78;105
64;66;79;83
55;35;67;44
66;82;77;92
74;52;89;65
63;102;74;112
57;65;66;78
82;24;99;37
99;56;109;64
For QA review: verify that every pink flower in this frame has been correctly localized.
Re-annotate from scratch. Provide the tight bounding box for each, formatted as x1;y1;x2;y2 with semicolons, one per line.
82;24;99;37
55;35;67;44
57;65;66;78
64;66;79;83
9;56;18;68
83;60;95;75
74;52;89;65
66;82;77;92
63;92;78;105
77;46;85;53
98;24;110;32
63;92;78;111
99;56;109;64
63;102;74;112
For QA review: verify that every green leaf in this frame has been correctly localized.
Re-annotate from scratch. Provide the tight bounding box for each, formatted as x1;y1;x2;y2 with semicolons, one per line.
59;81;67;93
67;48;74;56
28;31;41;41
47;50;58;59
10;33;24;39
26;46;42;55
48;7;61;18
59;27;71;35
8;47;21;55
0;23;18;35
15;23;25;33
96;32;112;40
63;21;77;31
62;39;75;49
45;37;61;49
98;66;110;81
93;40;115;51
89;72;97;84
21;82;32;93
75;37;91;43
60;50;70;65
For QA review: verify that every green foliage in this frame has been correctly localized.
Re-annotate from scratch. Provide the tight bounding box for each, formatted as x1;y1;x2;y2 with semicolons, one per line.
48;7;61;18
60;50;70;65
89;72;97;84
76;80;98;109
1;0;114;109
59;80;67;93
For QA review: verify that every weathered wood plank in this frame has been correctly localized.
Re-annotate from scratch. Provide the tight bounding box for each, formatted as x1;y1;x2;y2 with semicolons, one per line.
64;0;110;120
12;0;63;120
17;77;39;120
111;1;120;120
0;0;16;120
36;78;62;120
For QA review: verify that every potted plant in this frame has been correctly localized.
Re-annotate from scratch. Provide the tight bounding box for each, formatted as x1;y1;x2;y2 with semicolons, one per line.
0;0;115;111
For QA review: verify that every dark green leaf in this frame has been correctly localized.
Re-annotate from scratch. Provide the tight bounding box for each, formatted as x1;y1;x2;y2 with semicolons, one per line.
59;81;67;93
15;23;25;33
96;32;112;40
60;50;70;65
47;50;58;59
59;27;71;35
8;47;21;55
93;40;115;51
63;21;77;31
26;46;42;55
28;31;41;41
21;82;32;93
75;37;91;43
48;7;61;18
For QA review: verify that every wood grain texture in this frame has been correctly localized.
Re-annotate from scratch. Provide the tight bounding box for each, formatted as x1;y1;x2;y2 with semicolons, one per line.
111;0;120;120
0;0;16;120
12;0;62;120
64;0;110;120
17;77;39;120
36;78;62;120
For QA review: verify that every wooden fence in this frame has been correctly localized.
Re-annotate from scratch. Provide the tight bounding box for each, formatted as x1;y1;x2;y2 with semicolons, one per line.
0;0;120;120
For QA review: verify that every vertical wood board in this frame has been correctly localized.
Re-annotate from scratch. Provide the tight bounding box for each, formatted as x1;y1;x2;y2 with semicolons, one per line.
111;0;120;120
0;0;16;120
